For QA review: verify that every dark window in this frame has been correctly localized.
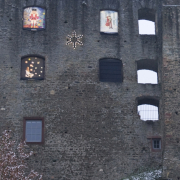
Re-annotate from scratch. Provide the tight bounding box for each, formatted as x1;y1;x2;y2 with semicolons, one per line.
23;7;46;31
99;59;123;82
23;117;44;144
21;56;45;80
153;139;161;149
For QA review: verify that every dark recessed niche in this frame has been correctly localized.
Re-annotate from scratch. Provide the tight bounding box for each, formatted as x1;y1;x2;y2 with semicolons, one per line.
99;58;123;82
64;20;68;23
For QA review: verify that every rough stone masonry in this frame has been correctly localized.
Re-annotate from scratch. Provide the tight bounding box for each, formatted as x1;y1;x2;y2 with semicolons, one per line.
0;0;180;179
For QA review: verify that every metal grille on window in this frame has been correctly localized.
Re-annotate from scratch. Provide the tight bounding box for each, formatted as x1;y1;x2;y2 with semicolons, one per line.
138;104;158;121
99;59;123;82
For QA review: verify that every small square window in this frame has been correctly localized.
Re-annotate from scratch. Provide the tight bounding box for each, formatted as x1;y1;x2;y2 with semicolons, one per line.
153;139;161;149
23;7;46;30
21;56;45;80
99;59;123;82
23;117;44;144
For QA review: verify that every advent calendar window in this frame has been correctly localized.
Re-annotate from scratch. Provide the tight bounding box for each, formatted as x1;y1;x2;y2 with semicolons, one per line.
23;7;46;30
21;56;45;80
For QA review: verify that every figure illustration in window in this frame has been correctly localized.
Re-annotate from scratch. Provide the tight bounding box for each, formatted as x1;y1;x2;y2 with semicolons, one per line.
100;10;118;33
23;7;45;29
29;9;39;28
105;15;113;29
25;67;34;78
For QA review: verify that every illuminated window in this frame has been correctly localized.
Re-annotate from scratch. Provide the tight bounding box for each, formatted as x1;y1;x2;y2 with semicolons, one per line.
137;98;159;121
137;59;158;84
99;59;123;82
23;7;46;30
21;56;45;80
23;117;44;144
100;10;118;34
138;8;155;35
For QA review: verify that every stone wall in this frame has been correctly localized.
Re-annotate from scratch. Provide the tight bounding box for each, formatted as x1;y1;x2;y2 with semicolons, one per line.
0;0;165;179
162;5;180;179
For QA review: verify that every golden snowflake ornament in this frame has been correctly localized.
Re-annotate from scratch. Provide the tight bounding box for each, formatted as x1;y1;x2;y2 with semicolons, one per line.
66;31;83;49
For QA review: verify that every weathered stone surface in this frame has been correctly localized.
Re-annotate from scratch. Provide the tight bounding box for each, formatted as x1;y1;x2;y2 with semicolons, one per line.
1;0;179;179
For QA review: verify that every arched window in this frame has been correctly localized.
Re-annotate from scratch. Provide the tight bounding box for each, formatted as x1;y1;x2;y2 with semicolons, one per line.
99;59;123;82
21;56;45;80
137;98;159;121
137;59;158;84
138;8;155;35
23;6;46;30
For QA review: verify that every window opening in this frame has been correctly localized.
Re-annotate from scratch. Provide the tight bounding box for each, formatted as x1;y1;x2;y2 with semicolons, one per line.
138;20;155;35
26;120;42;142
99;59;123;82
21;56;45;80
138;8;156;35
138;104;158;121
100;10;118;34
23;7;46;30
153;139;161;149
23;118;44;144
137;59;158;84
137;70;158;84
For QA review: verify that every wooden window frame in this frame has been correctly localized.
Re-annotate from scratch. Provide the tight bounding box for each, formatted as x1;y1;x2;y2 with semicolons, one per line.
147;136;161;152
23;117;44;144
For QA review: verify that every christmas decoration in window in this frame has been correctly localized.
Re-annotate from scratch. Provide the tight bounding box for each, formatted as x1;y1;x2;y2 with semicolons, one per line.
100;10;118;34
21;56;45;80
23;7;46;30
66;31;83;49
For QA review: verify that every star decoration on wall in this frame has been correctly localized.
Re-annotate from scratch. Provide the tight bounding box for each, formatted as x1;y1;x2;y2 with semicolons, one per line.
66;31;83;49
